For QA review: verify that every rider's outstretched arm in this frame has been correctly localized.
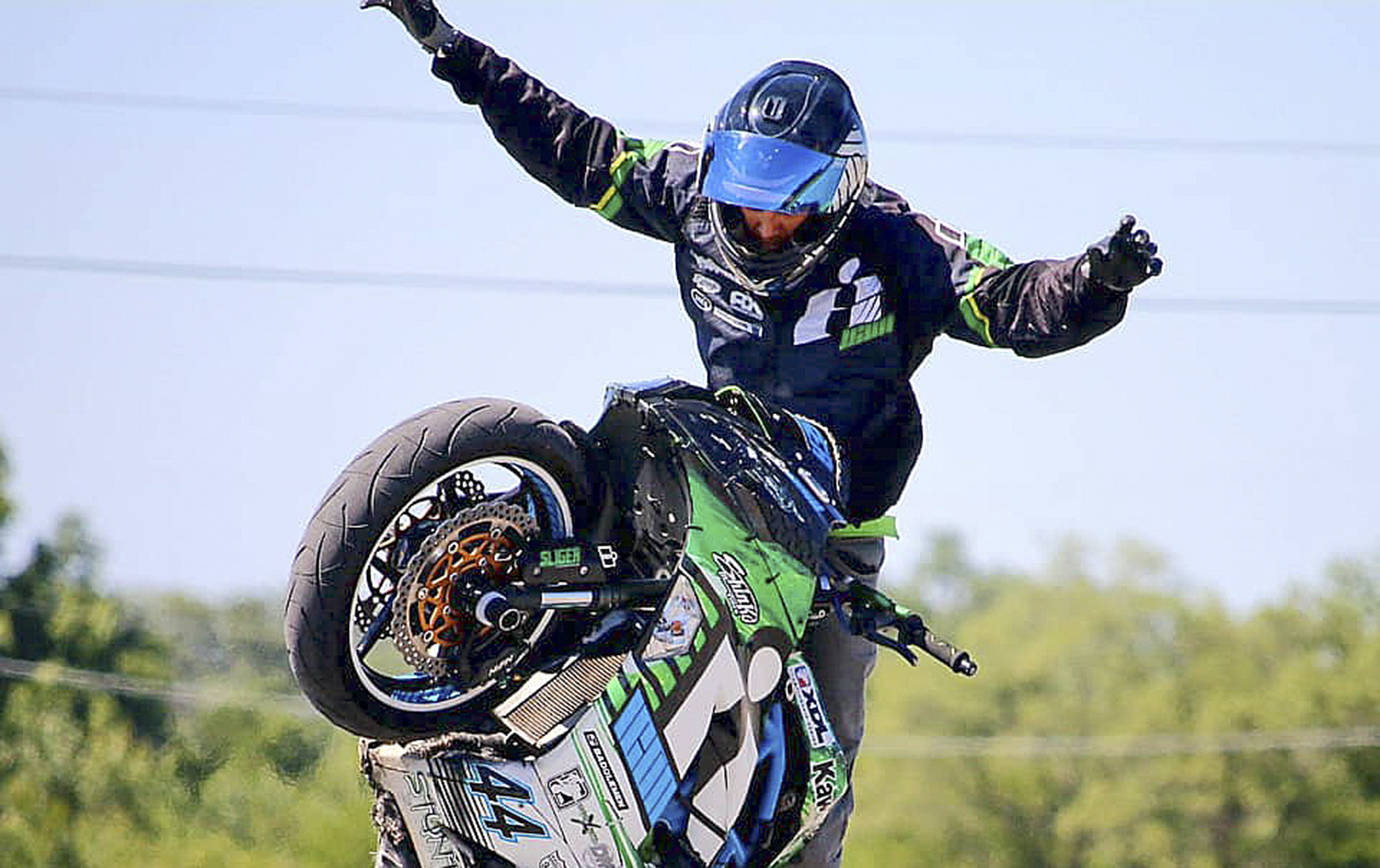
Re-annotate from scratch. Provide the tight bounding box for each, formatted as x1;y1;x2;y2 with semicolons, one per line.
912;207;1162;357
367;2;694;241
431;33;699;241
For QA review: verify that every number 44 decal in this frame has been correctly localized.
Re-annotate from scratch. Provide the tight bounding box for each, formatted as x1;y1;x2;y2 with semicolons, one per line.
464;763;551;843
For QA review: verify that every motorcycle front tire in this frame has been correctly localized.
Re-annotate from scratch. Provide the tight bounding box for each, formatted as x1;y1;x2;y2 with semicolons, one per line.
283;398;592;742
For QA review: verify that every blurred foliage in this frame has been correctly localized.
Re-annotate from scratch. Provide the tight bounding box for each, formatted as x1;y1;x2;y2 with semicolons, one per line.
0;442;373;867
848;533;1380;868
1;439;1376;865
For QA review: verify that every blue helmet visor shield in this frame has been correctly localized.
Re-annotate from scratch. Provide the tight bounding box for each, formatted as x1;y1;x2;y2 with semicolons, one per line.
700;130;848;215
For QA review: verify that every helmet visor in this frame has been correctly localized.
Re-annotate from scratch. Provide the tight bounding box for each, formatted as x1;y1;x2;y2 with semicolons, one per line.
701;131;847;215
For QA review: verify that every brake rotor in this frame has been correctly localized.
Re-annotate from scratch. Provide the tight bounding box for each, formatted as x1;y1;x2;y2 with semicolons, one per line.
391;502;538;680
352;469;487;637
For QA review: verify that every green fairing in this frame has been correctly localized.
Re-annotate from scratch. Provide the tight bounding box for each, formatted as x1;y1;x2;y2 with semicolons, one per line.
605;675;628;711
681;466;816;644
574;463;838;865
648;659;677;696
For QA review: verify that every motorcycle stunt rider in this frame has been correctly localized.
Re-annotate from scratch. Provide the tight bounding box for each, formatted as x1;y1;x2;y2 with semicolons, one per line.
366;2;1163;865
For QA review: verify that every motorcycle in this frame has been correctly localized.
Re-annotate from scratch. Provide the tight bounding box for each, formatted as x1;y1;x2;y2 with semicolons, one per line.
284;378;975;867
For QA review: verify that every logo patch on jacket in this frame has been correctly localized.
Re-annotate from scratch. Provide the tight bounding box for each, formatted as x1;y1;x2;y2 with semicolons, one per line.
794;258;895;349
689;274;765;337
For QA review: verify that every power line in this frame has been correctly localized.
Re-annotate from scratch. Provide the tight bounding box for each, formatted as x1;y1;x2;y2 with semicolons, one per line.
0;86;486;127
865;728;1380;759
4;85;1379;158
0;252;657;297
3;653;1376;757
3;252;1378;315
0;653;313;718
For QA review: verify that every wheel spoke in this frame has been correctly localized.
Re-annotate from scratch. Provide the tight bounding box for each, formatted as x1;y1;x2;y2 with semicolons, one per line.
355;594;395;658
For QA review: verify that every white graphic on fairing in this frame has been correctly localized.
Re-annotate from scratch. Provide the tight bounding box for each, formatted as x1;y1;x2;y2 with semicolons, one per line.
657;636;761;863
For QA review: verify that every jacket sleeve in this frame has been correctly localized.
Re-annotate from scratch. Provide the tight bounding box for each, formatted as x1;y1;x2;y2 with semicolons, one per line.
429;32;695;243
910;212;1130;357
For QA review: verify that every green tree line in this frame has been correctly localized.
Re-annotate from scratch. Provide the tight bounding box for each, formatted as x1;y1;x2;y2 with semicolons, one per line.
1;442;1376;865
0;443;373;866
849;535;1380;867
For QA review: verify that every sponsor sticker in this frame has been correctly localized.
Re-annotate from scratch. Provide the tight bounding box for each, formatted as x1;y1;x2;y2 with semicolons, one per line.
712;551;760;626
643;574;702;661
596;545;618;570
810;759;839;813
728;289;764;320
546;768;589;810
539;546;583;569
788;662;834;749
692;273;722;295
582;731;630;812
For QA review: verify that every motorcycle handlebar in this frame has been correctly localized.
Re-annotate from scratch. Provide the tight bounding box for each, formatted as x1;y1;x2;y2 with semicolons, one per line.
836;580;978;677
918;628;978;677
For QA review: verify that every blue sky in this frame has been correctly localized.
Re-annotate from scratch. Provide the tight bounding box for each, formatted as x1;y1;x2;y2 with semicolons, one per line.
1;2;1377;609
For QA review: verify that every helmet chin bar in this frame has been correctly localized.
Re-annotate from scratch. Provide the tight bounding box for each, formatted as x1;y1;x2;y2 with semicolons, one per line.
708;194;863;299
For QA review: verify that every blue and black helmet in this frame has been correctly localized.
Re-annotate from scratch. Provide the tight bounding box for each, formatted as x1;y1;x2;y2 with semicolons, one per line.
699;60;869;295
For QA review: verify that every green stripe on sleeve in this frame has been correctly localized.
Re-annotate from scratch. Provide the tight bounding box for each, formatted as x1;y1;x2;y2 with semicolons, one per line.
965;235;1014;270
591;136;669;221
958;294;997;347
960;236;1014;295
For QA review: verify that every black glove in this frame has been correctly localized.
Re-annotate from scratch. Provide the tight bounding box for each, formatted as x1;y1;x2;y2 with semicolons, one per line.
1084;215;1163;291
361;0;457;53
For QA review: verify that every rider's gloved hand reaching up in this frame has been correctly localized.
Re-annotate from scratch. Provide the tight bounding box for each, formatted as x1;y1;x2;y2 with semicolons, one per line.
362;0;457;53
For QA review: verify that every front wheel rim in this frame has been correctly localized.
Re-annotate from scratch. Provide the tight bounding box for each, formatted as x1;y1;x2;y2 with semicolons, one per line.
346;455;575;714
